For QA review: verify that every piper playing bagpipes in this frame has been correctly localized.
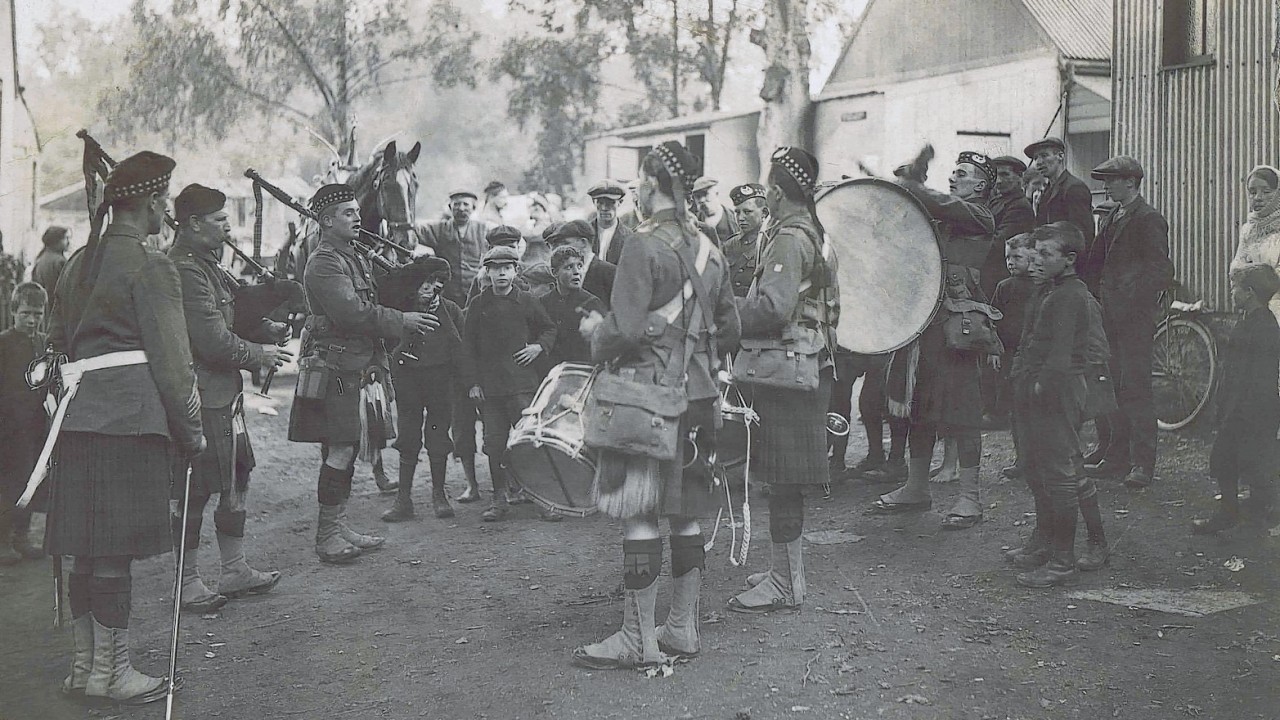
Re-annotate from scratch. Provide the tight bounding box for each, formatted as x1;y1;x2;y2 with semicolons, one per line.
168;184;290;611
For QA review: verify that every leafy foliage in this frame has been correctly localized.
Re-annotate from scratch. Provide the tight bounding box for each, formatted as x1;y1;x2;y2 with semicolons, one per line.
102;0;480;156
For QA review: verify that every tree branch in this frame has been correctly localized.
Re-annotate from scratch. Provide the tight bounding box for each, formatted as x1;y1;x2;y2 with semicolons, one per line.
246;0;337;111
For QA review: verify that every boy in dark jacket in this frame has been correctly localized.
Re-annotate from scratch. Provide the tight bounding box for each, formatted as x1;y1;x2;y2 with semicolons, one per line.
383;258;470;522
1191;264;1280;533
1011;222;1099;589
540;246;605;368
464;246;557;521
0;282;49;564
989;233;1037;438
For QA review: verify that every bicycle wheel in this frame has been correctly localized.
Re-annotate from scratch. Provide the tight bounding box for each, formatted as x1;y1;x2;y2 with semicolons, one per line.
1151;317;1217;431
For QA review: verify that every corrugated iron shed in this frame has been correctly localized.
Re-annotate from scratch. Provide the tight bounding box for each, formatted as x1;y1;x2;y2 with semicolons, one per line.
1022;0;1114;61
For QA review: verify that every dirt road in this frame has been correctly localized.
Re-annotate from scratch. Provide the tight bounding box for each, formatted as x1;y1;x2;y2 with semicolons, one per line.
2;389;1277;720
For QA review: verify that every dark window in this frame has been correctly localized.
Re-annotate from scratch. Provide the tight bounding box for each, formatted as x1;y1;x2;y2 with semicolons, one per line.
684;134;706;174
1162;0;1217;67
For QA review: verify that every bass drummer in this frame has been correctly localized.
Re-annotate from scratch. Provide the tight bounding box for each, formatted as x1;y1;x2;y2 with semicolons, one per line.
728;147;840;614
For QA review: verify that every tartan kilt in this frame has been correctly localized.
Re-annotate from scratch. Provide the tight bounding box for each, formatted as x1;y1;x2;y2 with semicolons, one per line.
595;398;720;519
289;365;395;447
751;368;832;487
185;404;255;497
45;432;174;559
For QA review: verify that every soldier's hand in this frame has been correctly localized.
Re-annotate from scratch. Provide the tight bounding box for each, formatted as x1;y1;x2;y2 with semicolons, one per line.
513;344;543;366
265;321;291;344
988;355;1001;371
404;311;440;335
469;385;484;401
187;434;207;458
262;345;293;370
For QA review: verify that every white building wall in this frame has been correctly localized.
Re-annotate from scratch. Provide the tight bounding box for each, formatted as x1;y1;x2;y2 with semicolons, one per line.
815;53;1064;193
0;0;39;264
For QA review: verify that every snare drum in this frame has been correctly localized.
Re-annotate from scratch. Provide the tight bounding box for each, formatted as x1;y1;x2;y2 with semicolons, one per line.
507;363;599;517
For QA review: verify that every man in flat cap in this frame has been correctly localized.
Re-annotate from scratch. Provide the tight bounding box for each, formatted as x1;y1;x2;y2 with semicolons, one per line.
546;219;615;307
289;184;439;564
1079;156;1173;490
721;183;769;298
983;156;1037;294
43;151;203;704
588;180;636;265
691;176;741;246
1024;138;1096;248
168;184;291;612
418;189;490;305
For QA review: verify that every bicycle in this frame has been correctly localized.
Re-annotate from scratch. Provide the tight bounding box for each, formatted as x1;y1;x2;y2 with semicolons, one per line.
1151;288;1218;431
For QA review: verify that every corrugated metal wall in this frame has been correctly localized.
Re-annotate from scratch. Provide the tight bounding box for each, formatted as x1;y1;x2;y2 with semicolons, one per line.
1113;0;1278;310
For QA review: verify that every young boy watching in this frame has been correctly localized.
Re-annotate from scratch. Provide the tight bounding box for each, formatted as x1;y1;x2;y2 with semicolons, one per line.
463;245;558;521
0;282;50;563
540;246;605;368
991;233;1037;477
1191;264;1280;533
1011;222;1100;588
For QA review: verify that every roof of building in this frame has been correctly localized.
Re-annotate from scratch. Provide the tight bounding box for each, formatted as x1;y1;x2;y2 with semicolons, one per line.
1020;0;1112;62
585;108;761;142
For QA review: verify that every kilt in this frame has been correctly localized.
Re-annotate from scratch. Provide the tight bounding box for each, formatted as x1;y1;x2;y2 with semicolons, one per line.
187;404;255;497
911;322;983;433
751;367;832;486
45;432;174;559
596;398;719;519
289;365;391;446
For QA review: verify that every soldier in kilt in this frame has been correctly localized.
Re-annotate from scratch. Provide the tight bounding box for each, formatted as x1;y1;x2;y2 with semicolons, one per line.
43;152;205;704
572;141;740;668
168;184;290;611
288;185;438;564
728;147;840;614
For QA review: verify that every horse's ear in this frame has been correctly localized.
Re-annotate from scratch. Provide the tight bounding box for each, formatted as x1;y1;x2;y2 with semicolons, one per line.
383;141;398;168
406;142;422;166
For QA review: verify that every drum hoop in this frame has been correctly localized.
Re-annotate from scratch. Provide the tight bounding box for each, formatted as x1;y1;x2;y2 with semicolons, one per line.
508;429;590;460
815;176;946;355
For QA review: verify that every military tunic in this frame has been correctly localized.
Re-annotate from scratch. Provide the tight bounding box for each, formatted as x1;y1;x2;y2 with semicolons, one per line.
721;226;761;298
592;208;741;518
735;209;838;487
289;238;408;445
170;240;273;497
45;224;204;558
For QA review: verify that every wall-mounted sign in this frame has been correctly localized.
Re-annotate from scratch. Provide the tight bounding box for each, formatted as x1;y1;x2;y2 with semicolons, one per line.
841;111;868;122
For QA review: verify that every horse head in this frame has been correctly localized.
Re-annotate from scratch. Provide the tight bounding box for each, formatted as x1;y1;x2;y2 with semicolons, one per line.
350;140;421;257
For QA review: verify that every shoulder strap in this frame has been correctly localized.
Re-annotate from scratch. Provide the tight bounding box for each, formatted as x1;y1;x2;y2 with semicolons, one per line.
656;231;714;327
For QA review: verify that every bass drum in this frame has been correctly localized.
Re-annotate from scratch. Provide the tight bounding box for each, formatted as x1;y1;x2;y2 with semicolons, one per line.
814;178;944;354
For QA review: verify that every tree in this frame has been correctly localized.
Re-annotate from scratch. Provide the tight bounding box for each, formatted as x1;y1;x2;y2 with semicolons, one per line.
104;0;480;158
752;0;860;179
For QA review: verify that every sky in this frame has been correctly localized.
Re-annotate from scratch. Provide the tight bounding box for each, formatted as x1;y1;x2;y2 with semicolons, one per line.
14;0;128;58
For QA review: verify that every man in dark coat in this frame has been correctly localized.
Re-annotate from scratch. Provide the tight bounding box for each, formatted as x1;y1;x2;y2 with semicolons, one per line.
588;180;636;265
418;189;490;304
32;226;71;294
981;156;1037;298
1025;138;1096;248
547;219;616;308
289;184;438;563
169;184;289;611
1078;156;1174;489
43;151;204;704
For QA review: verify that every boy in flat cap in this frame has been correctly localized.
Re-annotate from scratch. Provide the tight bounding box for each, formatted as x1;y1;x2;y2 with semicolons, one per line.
418;189;491;305
546;219;616;307
588;180;635;264
1079;156;1173;489
381;257;470;522
1024;137;1096;247
168;183;290;610
43;151;203;704
462;246;557;521
289;184;438;564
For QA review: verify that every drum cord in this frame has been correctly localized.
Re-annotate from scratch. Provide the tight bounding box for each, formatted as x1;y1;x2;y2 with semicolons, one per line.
705;401;758;567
